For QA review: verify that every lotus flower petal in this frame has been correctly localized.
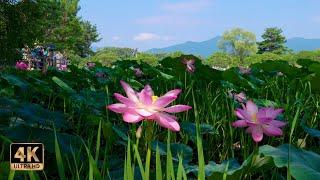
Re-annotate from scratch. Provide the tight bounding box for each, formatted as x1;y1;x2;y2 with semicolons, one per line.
257;108;283;121
153;94;177;108
235;108;253;121
114;93;135;107
120;80;139;102
163;89;181;97
107;103;128;113
123;111;144;123
269;120;286;127
246;100;258;116
232;120;248;127
163;105;192;113
251;126;263;142
135;108;154;117
137;85;153;105
263;125;283;136
154;113;180;131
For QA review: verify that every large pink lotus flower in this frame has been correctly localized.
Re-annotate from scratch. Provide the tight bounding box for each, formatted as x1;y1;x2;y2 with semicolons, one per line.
232;100;286;142
107;81;192;131
15;61;28;70
182;59;195;73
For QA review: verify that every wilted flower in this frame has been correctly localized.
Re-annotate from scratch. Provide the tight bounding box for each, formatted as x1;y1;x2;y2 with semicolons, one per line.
182;59;195;73
15;61;28;70
107;81;192;131
134;68;143;77
232;100;286;142
87;62;96;69
239;67;251;75
232;141;241;150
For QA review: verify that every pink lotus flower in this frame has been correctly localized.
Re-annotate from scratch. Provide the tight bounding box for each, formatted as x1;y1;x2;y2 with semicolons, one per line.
232;100;286;142
58;64;67;71
182;59;195;73
134;68;143;77
15;61;28;70
107;81;192;131
228;91;247;103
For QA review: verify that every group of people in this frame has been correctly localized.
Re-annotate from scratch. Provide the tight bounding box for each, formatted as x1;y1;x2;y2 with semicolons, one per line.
19;44;68;71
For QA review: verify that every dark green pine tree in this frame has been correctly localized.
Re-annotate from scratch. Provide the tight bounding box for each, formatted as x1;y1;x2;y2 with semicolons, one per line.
258;27;287;54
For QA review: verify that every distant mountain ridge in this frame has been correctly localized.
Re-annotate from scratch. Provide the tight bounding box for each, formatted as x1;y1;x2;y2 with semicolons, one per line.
147;36;320;57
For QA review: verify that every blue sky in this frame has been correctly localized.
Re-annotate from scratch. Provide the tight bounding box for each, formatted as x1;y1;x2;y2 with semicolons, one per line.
79;0;320;51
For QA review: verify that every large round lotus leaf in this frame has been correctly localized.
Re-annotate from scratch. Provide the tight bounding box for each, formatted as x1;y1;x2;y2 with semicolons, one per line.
259;144;320;180
309;63;320;75
1;74;29;90
2;126;82;154
151;140;193;163
222;68;256;90
251;60;301;79
297;59;315;67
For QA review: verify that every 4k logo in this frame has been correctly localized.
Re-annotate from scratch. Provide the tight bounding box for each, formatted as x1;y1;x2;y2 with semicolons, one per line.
10;143;44;170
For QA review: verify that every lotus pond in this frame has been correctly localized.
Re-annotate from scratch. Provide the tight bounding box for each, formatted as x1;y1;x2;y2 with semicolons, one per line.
0;55;320;180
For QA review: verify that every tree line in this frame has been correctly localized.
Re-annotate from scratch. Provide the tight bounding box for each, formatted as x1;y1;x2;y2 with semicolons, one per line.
84;27;320;68
0;0;100;65
206;27;320;68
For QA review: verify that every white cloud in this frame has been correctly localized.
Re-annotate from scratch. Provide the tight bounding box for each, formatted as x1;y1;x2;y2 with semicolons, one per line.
133;33;173;41
112;36;120;41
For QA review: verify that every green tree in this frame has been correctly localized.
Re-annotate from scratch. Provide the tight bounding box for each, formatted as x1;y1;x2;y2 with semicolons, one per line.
0;0;54;64
258;27;287;54
205;52;238;68
76;21;100;57
45;0;100;57
0;0;99;64
218;28;257;63
136;52;158;66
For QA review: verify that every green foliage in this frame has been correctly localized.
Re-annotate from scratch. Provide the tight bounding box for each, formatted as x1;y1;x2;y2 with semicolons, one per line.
296;50;320;62
258;27;288;54
205;52;239;68
136;53;158;66
218;28;258;63
86;47;136;66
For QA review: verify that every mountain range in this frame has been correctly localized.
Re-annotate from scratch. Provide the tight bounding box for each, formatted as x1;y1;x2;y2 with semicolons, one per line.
147;37;320;57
